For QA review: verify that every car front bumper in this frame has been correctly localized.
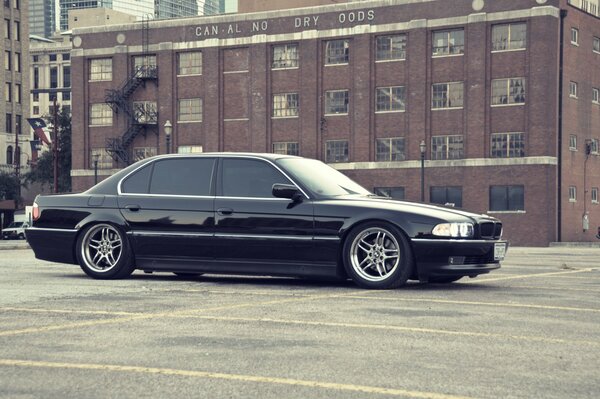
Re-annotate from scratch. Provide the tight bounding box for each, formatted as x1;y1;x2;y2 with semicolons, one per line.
411;238;508;282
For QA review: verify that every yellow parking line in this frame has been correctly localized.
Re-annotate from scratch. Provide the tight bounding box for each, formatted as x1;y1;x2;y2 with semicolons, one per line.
344;296;600;313
174;315;600;347
471;268;594;283
0;290;366;337
0;358;475;399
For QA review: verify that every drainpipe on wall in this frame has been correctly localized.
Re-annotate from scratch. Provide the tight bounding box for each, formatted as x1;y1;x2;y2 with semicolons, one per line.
557;9;568;242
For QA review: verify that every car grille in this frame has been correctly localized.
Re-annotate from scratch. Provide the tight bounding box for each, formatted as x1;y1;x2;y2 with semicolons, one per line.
463;254;494;265
478;222;503;239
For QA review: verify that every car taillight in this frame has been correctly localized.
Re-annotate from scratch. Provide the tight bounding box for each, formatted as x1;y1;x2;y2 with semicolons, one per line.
32;202;40;221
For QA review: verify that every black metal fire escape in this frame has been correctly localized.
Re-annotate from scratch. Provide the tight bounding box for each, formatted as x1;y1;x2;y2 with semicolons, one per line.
105;16;158;165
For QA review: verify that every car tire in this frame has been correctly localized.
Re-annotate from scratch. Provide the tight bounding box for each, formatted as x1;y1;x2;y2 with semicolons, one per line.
343;222;413;289
76;223;135;279
429;276;463;284
173;272;203;278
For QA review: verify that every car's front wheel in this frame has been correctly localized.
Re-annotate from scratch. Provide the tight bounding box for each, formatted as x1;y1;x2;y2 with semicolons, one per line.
76;223;134;279
343;222;413;289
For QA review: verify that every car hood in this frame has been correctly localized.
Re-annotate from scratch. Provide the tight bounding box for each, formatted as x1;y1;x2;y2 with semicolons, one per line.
320;195;498;223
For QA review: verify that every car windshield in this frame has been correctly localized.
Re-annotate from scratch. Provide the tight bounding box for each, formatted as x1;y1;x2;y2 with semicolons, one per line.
8;222;23;228
277;157;372;197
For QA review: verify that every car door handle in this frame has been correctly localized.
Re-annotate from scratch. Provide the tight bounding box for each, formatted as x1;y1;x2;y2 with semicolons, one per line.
125;205;141;212
217;208;234;216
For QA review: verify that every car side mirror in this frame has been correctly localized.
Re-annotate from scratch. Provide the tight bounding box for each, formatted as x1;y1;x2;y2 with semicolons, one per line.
272;183;303;202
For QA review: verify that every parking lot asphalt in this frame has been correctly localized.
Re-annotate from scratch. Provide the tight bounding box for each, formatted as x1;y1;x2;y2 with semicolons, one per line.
0;247;599;399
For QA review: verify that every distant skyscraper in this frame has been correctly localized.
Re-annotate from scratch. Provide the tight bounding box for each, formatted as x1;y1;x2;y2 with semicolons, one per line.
29;0;57;38
202;0;236;15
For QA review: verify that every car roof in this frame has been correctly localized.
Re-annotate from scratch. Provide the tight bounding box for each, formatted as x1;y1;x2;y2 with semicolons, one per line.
146;152;300;161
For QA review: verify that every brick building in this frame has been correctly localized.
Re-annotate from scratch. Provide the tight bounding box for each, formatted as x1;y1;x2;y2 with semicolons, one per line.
70;0;600;246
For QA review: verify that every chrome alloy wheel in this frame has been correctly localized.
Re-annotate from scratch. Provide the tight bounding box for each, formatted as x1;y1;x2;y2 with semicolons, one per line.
350;227;401;282
81;224;123;273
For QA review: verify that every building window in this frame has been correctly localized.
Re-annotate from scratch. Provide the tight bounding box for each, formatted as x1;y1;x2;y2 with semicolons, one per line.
89;148;112;169
273;142;299;155
569;186;577;202
14;0;19;9
325;39;349;65
272;93;299;117
325;140;349;163
325;90;349;115
432;82;464;109
592;187;599;204
133;101;157;124
272;44;299;69
432;29;464;56
594;37;600;53
490;185;525;211
569;81;578;98
89;103;112;126
32;93;39;102
431;135;464;160
133;147;157;162
3;19;9;39
62;92;71;101
33;106;39;115
5;113;11;133
13;52;19;72
3;50;9;70
63;66;71;87
589;138;599;154
177;146;203;154
14;83;20;103
374;187;405;199
133;55;157;75
593;88;599;104
49;54;57;62
571;27;579;45
13;21;19;41
491;78;526;105
6;145;12;164
375;34;406;61
375;86;405;112
569;134;577;151
32;55;38;63
62;53;70;61
375;137;405;161
177;98;202;122
33;68;39;89
491;132;525;158
430;186;463;208
492;23;527;51
89;58;112;81
5;82;10;102
178;52;202;75
50;67;58;89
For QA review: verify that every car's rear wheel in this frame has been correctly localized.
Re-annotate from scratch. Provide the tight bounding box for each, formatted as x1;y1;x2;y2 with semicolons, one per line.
343;222;413;289
76;223;134;279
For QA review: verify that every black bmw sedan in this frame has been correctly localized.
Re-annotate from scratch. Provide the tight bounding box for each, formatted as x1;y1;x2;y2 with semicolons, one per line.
26;153;507;289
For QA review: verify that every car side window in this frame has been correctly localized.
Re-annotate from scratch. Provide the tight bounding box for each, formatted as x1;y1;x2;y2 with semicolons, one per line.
149;158;215;196
221;158;292;198
121;164;152;194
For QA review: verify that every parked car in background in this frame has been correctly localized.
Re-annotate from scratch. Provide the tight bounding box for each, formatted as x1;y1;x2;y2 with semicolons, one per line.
26;153;507;289
2;221;29;240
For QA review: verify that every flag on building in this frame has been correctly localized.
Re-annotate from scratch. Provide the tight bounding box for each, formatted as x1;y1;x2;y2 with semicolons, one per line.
27;118;51;145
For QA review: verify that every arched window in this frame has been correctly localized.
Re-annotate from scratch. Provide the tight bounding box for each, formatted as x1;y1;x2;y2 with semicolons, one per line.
6;145;13;165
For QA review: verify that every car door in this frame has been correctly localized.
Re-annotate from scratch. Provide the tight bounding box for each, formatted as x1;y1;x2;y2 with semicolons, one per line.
118;157;216;263
213;157;315;270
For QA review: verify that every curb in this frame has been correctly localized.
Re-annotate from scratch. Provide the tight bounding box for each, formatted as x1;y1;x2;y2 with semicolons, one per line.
549;242;600;248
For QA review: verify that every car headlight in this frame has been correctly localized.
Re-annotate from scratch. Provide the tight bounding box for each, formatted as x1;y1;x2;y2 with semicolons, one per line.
432;222;474;238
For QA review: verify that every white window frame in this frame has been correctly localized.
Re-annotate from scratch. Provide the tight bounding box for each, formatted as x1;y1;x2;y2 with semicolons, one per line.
177;52;202;76
325;39;349;65
375;86;406;113
272;142;299;156
375;137;405;161
432;29;465;57
89;103;112;126
491;78;526;106
491;132;525;158
570;81;578;98
178;98;203;122
592;187;599;204
593;88;599;104
325;140;349;163
177;145;203;154
431;135;464;160
432;82;464;110
594;37;600;54
569;134;578;151
324;90;349;115
89;58;112;81
571;27;579;45
272;44;299;69
133;147;157;162
375;34;407;62
272;93;299;118
491;23;527;52
569;186;577;202
90;148;113;169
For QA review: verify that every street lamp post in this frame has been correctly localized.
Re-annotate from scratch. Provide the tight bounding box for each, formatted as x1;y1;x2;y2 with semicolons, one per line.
93;152;100;185
164;120;172;154
419;140;426;202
